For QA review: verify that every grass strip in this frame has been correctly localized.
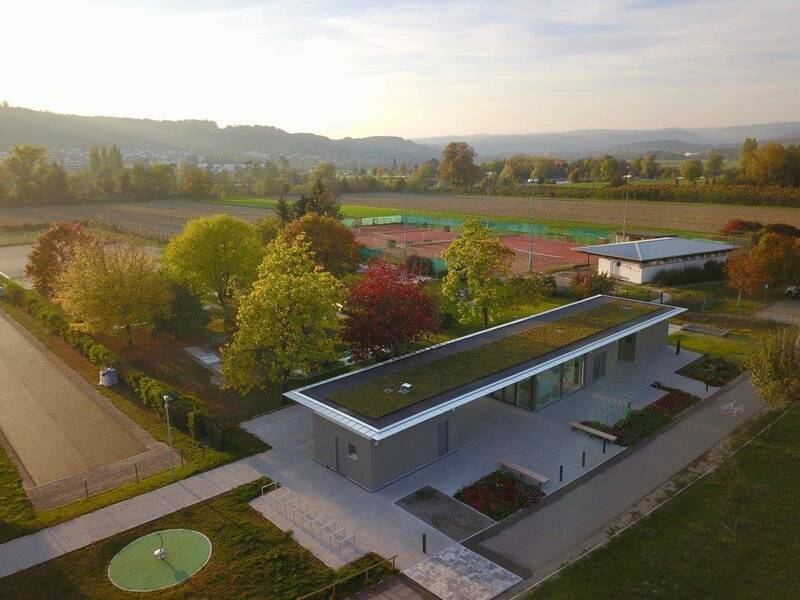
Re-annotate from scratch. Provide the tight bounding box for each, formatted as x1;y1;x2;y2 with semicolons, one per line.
529;408;800;599
0;478;394;599
331;300;659;419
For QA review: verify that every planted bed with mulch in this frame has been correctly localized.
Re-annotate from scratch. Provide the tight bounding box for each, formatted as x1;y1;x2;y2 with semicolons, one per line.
584;387;701;447
455;470;544;521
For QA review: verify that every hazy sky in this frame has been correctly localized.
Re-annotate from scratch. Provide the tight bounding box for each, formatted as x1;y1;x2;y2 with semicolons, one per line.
3;0;799;139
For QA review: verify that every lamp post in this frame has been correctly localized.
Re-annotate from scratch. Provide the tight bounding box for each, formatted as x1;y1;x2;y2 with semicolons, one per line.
525;178;540;272
403;179;408;260
162;394;177;482
621;172;632;241
484;171;495;227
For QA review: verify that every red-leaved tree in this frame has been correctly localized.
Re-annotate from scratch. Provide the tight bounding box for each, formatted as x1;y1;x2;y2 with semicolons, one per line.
343;260;439;361
25;222;92;298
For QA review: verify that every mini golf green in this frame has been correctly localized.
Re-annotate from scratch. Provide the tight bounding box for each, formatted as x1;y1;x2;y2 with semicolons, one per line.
108;529;212;592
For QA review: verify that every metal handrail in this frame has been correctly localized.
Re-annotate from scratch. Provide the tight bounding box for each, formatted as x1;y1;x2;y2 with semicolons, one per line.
295;555;398;600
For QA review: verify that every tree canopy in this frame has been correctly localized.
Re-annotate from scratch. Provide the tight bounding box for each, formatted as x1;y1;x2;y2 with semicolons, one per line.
342;260;438;361
55;242;172;346
25;222;92;298
221;235;346;393
748;329;800;406
442;219;513;328
438;142;480;189
280;212;360;277
161;215;263;327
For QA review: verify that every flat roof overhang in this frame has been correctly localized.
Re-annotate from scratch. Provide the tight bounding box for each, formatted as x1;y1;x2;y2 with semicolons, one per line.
285;295;686;441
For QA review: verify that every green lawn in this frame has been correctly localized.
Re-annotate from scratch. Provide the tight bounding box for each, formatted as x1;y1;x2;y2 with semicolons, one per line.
671;330;757;366
331;300;659;419
528;408;800;599
0;479;394;599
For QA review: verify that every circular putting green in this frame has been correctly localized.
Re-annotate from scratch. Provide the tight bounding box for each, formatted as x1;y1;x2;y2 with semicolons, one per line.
108;529;212;592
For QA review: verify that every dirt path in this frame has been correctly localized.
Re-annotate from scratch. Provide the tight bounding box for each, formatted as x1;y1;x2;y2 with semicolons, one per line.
0;308;173;508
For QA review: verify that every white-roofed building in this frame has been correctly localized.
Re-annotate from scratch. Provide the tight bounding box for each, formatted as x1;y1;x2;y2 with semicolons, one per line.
575;237;738;284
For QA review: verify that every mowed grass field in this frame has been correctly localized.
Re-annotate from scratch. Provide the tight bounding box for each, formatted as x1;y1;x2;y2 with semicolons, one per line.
341;192;800;235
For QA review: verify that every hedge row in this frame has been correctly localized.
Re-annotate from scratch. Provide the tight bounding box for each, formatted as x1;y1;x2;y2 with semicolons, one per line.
0;277;221;448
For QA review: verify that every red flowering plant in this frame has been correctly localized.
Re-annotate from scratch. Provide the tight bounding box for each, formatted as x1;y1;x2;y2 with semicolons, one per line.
455;470;543;521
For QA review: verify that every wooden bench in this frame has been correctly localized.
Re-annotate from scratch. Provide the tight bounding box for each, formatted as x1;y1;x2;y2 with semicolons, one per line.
500;460;550;490
570;421;618;443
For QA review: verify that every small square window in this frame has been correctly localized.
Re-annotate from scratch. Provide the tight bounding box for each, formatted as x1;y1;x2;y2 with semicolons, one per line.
348;443;358;460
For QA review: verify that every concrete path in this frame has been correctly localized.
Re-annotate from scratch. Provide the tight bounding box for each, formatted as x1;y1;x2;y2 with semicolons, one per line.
0;458;263;579
756;299;800;325
469;375;763;581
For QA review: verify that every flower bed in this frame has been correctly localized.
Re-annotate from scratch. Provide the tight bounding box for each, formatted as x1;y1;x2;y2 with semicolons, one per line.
454;469;544;521
583;387;701;446
677;355;743;387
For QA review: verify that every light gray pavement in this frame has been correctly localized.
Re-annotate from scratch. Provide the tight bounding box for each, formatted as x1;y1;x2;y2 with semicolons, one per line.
756;299;800;325
0;458;264;579
471;374;763;581
404;545;521;600
240;348;711;574
0;308;174;508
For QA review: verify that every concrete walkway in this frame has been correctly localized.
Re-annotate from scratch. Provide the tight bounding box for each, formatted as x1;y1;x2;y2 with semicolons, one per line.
468;375;764;583
0;458;264;579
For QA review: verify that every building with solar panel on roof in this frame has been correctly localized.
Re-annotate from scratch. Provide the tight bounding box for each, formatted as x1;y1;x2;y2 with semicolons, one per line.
575;237;738;284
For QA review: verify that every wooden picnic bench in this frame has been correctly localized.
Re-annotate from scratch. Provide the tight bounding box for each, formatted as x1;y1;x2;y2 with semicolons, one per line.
500;460;550;490
570;421;617;443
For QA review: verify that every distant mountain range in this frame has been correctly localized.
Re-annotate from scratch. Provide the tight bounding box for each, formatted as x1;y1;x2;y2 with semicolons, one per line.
1;104;799;164
415;123;800;158
0;105;435;165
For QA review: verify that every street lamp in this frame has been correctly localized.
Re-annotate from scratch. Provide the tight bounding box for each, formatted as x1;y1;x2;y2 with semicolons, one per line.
621;172;632;241
525;178;540;272
162;394;177;482
484;171;495;227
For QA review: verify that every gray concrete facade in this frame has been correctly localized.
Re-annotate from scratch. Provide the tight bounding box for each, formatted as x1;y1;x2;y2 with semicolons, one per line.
314;410;458;491
313;319;669;492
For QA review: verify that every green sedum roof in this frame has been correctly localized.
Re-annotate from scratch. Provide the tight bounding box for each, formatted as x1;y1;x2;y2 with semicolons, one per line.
330;300;660;419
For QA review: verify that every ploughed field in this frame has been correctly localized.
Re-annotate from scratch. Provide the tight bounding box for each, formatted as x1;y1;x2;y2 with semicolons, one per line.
0;199;272;231
341;192;800;234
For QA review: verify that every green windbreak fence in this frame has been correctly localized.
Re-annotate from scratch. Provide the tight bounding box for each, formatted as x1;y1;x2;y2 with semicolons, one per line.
347;214;613;245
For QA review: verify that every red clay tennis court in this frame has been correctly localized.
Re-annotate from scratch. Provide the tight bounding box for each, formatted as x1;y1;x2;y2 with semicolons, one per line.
354;223;596;273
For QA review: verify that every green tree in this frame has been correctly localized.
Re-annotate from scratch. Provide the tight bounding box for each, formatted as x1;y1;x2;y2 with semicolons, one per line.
442;219;513;328
681;159;704;182
2;144;47;200
281;213;360;277
221;235;346;393
438;142;480;189
705;152;724;178
154;280;209;340
739;138;758;179
640;153;659;179
55;242;172;346
747;328;800;406
162;215;263;327
599;156;619;181
571;270;614;298
25;222;92;298
253;215;283;244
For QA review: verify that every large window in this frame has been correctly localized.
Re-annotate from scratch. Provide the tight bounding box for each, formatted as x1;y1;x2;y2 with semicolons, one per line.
535;365;562;407
488;356;586;411
562;357;584;396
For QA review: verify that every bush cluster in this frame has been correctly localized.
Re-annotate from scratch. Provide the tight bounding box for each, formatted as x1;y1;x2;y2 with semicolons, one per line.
651;259;726;286
0;277;219;448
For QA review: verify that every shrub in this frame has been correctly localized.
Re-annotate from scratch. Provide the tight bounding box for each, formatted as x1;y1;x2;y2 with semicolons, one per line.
455;469;543;520
405;255;435;277
651;260;726;286
571;270;614;298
